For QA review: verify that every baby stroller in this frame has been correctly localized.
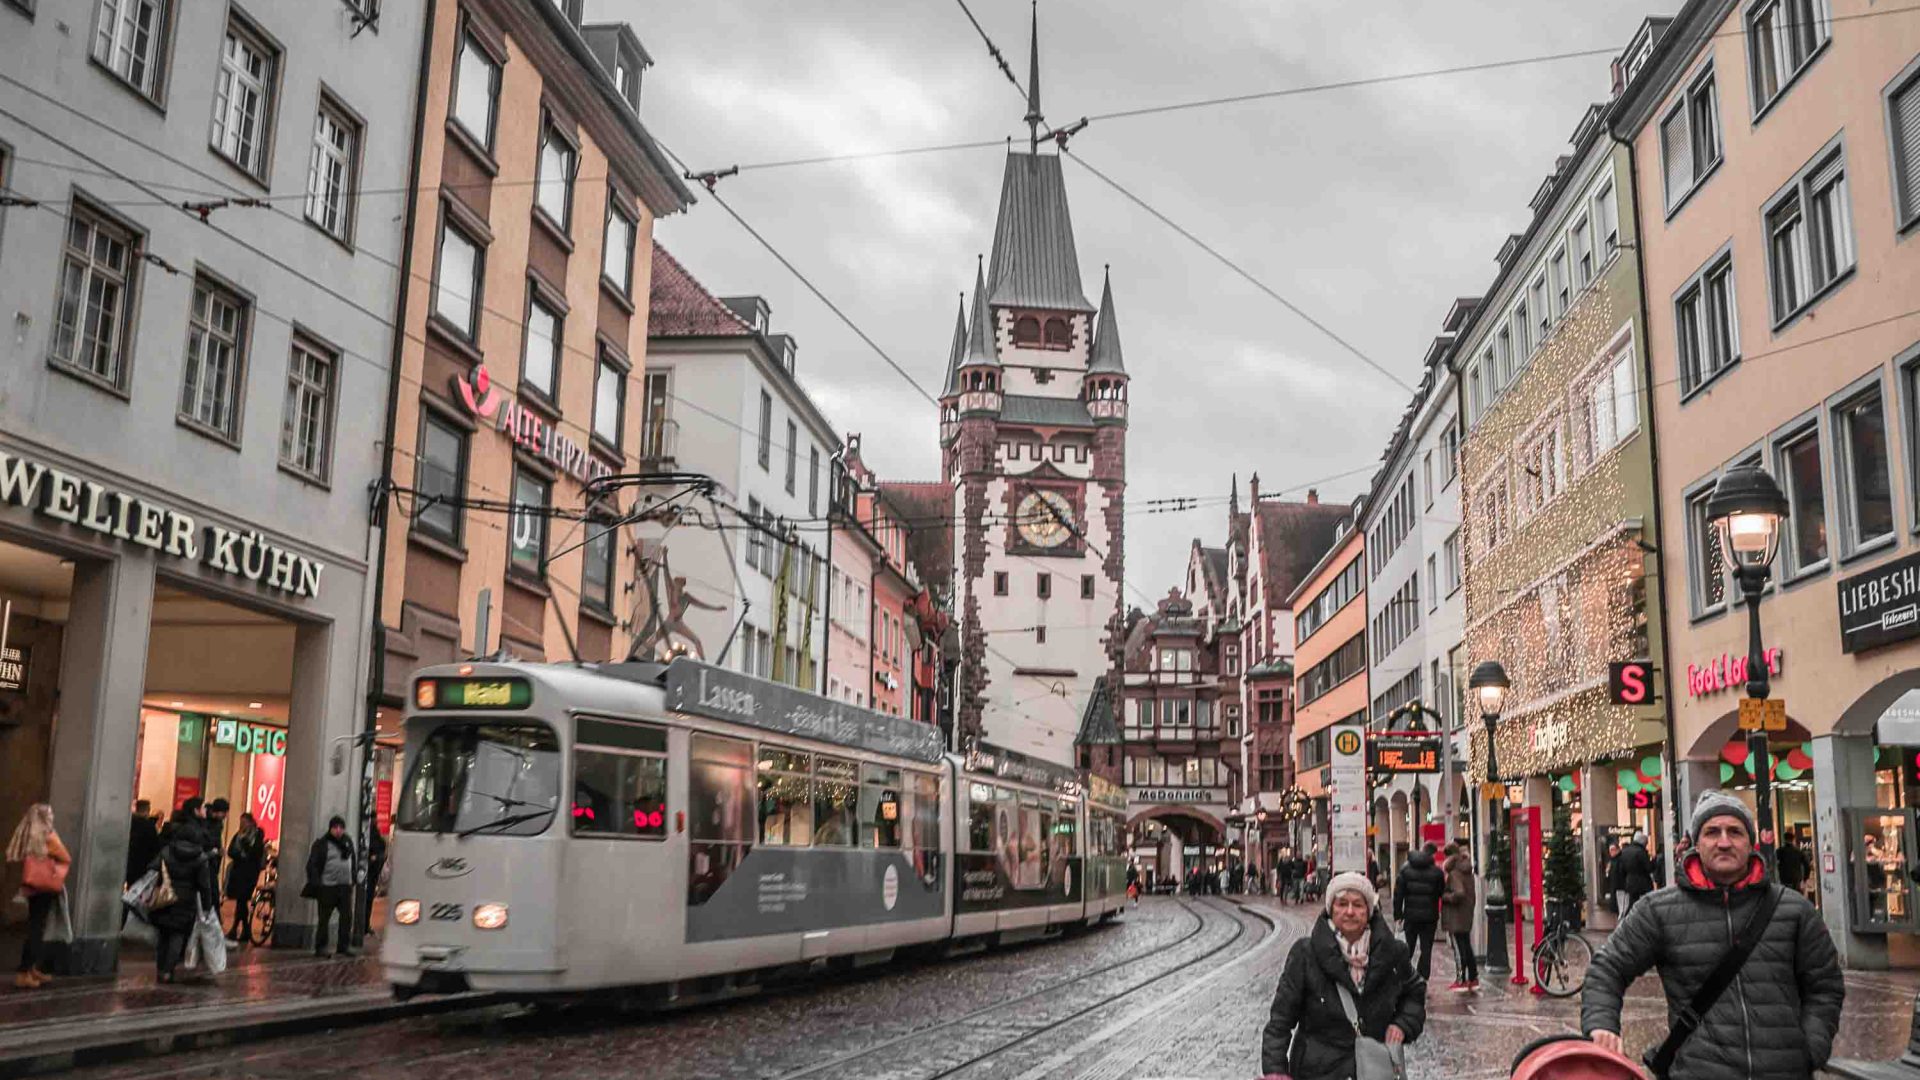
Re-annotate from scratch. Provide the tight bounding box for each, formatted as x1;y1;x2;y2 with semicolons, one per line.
1510;1034;1644;1080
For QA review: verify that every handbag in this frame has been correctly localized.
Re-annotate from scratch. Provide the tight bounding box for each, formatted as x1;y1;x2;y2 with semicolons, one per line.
1642;884;1782;1080
22;853;67;894
1335;981;1406;1080
150;860;178;911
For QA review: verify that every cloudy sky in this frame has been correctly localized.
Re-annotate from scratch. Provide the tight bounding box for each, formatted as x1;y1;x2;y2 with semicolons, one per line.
596;0;1665;596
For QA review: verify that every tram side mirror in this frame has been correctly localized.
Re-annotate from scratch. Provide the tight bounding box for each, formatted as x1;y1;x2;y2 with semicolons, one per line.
331;743;347;777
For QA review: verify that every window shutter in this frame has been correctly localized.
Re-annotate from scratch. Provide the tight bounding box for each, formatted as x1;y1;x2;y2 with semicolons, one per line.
1661;110;1692;206
1895;77;1920;222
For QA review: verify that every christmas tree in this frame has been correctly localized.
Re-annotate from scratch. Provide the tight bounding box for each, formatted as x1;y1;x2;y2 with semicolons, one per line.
1544;805;1586;926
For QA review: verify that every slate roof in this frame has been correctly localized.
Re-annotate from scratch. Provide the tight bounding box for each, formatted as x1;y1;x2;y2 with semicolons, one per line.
648;245;753;338
1256;500;1352;608
877;481;953;600
1000;394;1093;428
1088;271;1125;374
941;295;967;395
1198;545;1229;609
1075;676;1120;746
987;153;1094;313
962;259;998;367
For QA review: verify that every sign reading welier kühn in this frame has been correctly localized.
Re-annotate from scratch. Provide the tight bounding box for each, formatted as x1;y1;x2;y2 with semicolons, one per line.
1837;550;1920;655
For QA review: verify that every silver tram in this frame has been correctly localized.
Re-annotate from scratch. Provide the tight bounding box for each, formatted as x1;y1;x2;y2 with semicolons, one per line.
381;657;1129;999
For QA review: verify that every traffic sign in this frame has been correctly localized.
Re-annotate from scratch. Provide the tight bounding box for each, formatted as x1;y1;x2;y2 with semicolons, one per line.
1738;697;1787;732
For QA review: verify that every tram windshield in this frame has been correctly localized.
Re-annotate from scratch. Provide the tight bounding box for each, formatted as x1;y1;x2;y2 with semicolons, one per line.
395;721;562;837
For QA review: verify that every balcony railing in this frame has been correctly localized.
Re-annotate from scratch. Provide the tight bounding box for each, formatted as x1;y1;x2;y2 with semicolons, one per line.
640;416;678;467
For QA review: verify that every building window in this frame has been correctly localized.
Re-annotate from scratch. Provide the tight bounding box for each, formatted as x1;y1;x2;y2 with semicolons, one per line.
210;16;276;179
1686;484;1727;616
1594;178;1619;256
1571;215;1593;289
757;390;772;470
179;276;248;442
1475;475;1508;555
1676;251;1739;395
582;518;615;611
414;411;466;544
641;370;672;461
603;199;635;294
1043;319;1070;349
1583;336;1639;461
745;497;765;574
808;447;820;517
1013;316;1040;345
1893;63;1920;231
509;468;551;578
279;335;335;482
1035;625;1047;644
92;0;169;99
49;199;138;388
1549;247;1569;317
1747;0;1829;113
784;419;798;495
451;26;500;152
1766;146;1854;327
1037;573;1051;600
434;214;483;338
1081;574;1095;600
522;289;561;401
1661;66;1722;211
1444;529;1462;593
1517;418;1564;518
593;348;625;448
305;95;358;242
1774;423;1828;576
1833;384;1896;555
535;116;576;229
1440;423;1459;487
1530;274;1550;340
993;571;1008;596
1426;554;1437;612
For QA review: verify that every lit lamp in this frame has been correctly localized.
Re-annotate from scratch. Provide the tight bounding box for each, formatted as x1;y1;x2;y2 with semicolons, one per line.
1707;464;1789;858
1470;659;1511;976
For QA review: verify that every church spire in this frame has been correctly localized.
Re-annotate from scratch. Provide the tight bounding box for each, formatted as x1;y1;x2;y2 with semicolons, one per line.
942;292;967;396
1089;267;1125;374
1024;1;1043;152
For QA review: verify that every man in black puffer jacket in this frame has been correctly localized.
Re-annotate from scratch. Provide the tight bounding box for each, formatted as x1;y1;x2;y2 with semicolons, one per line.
1392;843;1447;981
1582;791;1843;1080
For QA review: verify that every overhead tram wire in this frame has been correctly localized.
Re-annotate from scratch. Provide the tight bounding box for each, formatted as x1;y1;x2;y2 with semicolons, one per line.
953;0;1029;100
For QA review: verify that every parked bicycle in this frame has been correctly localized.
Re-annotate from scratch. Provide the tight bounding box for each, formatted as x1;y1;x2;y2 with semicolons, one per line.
248;854;277;948
1531;915;1593;997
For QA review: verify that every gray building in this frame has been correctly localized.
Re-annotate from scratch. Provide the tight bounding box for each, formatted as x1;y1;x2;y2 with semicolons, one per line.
0;0;429;968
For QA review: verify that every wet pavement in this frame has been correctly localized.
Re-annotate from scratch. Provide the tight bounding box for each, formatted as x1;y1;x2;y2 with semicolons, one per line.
21;896;1920;1079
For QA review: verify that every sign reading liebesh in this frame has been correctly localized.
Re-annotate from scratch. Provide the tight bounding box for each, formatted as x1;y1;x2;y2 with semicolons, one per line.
1839;550;1920;655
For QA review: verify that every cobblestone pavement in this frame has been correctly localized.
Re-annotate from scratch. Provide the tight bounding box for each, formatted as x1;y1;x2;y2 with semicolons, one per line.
40;896;1920;1080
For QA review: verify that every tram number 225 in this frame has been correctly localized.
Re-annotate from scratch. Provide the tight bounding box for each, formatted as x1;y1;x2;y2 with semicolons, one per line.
428;903;463;922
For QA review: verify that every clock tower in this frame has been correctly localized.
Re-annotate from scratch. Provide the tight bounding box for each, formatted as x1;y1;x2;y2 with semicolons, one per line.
938;15;1129;766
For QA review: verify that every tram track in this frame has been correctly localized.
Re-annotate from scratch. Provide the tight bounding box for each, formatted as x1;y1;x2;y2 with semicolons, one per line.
771;897;1265;1080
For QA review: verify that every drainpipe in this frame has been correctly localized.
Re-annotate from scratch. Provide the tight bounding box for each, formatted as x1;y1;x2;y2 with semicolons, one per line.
355;0;437;947
821;445;845;696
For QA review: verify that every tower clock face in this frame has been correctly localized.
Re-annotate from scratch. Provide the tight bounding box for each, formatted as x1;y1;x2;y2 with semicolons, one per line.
1017;490;1075;549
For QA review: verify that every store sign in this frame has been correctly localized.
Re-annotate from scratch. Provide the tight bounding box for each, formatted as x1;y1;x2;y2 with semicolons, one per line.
214;717;287;757
1607;660;1656;705
1839;551;1920;654
252;752;283;844
1133;787;1227;804
0;644;28;693
1328;724;1367;875
0;450;324;599
454;366;613;485
1531;718;1571;759
1686;647;1783;698
1877;690;1920;745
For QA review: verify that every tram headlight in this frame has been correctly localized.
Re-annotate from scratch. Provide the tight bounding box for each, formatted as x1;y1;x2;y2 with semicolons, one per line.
472;902;509;930
394;899;421;925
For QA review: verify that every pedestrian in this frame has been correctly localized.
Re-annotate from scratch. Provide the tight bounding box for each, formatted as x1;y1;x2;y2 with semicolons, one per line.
361;827;388;937
1439;842;1479;992
1392;841;1446;982
152;818;214;984
7;803;71;990
304;816;359;958
1583;792;1844;1080
126;799;161;888
1125;862;1141;905
203;798;230;879
1612;830;1655;916
1260;871;1425;1080
1777;834;1809;897
224;813;266;945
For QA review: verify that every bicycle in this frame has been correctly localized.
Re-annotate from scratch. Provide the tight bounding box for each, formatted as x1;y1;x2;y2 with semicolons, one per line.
1531;915;1593;997
248;854;277;948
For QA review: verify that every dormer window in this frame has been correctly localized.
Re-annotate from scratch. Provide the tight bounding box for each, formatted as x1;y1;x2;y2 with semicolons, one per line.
1043;318;1070;348
1014;316;1041;345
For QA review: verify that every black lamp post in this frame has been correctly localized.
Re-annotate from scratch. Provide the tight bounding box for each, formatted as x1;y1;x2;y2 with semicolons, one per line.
1471;659;1511;975
1707;464;1790;860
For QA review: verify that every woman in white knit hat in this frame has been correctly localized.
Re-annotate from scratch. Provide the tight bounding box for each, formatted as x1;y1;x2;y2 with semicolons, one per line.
1259;870;1426;1080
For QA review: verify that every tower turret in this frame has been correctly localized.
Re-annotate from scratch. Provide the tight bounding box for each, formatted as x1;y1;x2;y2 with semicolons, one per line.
939;293;966;446
956;259;1003;417
1086;269;1128;425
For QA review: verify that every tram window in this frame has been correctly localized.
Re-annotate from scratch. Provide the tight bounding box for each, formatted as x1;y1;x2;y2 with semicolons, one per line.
571;748;667;839
396;722;560;836
968;782;995;852
758;747;813;846
912;773;940;851
1011;794;1043;890
812;756;859;847
860;765;902;848
689;735;753;843
1050;801;1077;862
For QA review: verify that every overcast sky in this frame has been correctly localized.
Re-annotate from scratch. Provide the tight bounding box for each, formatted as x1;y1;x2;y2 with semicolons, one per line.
597;0;1666;600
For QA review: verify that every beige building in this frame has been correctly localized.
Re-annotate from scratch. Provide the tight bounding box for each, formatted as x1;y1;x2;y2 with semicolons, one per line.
1613;1;1920;965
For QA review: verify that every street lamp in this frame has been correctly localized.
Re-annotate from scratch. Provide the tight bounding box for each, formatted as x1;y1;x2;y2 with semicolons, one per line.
1708;464;1789;859
1470;659;1511;975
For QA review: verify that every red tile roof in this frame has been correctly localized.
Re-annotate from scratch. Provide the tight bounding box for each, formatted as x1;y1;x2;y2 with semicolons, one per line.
648;244;753;338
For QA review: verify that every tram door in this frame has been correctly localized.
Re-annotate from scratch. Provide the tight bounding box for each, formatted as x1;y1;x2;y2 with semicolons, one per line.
1848;809;1919;932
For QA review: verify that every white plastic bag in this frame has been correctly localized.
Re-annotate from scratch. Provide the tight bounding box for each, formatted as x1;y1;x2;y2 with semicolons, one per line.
193;903;228;975
49;889;73;944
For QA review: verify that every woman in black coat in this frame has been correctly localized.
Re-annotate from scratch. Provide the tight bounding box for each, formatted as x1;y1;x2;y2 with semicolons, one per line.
223;813;266;945
1261;871;1426;1080
152;831;216;983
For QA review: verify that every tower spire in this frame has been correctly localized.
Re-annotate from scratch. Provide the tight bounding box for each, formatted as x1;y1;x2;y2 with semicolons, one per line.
1024;1;1043;152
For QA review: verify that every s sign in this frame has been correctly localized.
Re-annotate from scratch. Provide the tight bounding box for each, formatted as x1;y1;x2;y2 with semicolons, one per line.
1607;660;1657;705
426;857;473;880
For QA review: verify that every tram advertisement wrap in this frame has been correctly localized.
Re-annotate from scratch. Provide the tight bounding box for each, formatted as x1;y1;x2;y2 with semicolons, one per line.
956;853;1082;913
685;848;943;942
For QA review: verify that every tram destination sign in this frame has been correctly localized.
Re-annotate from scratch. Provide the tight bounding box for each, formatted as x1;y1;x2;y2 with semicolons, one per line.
1838;550;1920;655
1369;732;1441;773
665;660;945;763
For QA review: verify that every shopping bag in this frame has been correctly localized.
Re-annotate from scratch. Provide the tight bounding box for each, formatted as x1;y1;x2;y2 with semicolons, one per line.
194;904;228;975
120;908;158;947
123;869;159;919
49;889;73;944
23;854;68;893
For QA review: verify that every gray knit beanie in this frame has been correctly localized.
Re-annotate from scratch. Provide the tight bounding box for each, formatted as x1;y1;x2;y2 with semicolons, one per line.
1689;790;1756;845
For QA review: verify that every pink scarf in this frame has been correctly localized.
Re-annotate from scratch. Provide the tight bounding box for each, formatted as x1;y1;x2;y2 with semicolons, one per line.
1341;927;1371;992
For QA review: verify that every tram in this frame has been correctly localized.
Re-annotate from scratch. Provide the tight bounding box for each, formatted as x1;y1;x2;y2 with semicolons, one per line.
381;657;1129;999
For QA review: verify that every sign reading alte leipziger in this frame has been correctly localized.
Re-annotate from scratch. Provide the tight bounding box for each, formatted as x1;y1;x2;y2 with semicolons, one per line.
0;450;324;599
454;366;613;485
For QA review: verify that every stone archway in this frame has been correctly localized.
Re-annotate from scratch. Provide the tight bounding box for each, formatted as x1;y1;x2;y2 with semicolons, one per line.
1127;807;1228;883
